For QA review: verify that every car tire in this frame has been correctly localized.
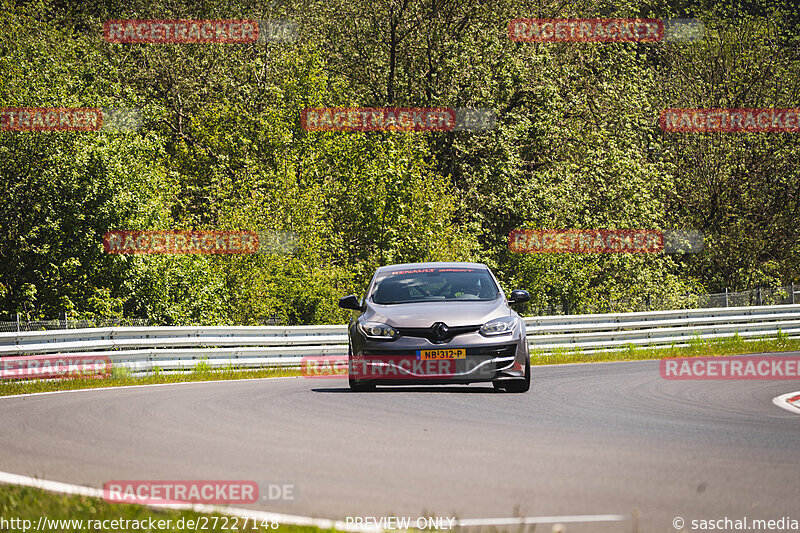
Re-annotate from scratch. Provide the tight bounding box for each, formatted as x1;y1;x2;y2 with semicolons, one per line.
348;345;375;391
349;377;375;392
504;357;530;393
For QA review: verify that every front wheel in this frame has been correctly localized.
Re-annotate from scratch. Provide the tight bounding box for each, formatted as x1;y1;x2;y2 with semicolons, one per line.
348;346;375;391
503;357;530;393
348;377;375;391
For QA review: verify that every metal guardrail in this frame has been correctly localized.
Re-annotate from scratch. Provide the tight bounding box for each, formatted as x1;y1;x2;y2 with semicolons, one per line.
1;305;799;373
530;284;800;315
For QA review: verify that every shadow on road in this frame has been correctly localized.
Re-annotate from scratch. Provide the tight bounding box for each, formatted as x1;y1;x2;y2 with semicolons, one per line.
311;385;500;394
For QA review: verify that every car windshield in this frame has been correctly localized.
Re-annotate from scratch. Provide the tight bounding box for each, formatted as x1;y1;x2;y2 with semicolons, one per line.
370;267;500;304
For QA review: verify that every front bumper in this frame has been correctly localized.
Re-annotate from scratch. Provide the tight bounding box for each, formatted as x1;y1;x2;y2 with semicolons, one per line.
349;329;528;385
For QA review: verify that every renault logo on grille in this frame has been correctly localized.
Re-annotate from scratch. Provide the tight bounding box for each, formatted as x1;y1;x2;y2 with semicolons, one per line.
431;322;449;341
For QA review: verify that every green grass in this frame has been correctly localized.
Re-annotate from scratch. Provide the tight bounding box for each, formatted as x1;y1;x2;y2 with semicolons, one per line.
0;485;336;532
0;363;302;397
530;332;800;365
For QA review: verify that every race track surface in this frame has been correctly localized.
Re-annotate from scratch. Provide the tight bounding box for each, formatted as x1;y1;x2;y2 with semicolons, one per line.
2;355;799;533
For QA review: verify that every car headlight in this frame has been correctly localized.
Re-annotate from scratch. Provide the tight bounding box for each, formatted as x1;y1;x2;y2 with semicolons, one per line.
480;316;516;336
358;321;399;340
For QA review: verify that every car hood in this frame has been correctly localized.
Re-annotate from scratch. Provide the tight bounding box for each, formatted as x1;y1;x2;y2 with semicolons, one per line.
362;298;510;327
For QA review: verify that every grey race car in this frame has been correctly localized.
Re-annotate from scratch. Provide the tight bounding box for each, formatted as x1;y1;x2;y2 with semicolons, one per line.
338;262;531;392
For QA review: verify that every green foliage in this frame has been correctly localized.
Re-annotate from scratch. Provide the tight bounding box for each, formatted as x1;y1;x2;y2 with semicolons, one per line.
1;0;798;324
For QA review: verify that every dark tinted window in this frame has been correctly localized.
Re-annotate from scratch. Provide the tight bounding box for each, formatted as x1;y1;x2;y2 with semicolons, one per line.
371;268;500;304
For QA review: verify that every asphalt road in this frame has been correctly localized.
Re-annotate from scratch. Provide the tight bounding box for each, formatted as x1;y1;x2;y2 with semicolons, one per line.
1;356;799;533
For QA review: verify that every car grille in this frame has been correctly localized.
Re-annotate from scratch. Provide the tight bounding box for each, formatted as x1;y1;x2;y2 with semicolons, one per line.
396;323;481;343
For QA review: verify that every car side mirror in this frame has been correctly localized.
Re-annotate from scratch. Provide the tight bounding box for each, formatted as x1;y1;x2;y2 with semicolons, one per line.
338;294;362;311
508;289;530;305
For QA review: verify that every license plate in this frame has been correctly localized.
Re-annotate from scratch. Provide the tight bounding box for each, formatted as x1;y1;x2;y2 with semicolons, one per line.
417;349;466;361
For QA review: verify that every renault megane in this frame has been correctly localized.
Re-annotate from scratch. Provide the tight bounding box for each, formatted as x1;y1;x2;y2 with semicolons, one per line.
338;262;531;392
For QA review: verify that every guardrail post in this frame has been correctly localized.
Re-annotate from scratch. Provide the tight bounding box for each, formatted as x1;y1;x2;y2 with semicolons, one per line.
724;288;728;307
756;287;762;307
16;313;20;332
792;283;796;305
646;294;651;311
